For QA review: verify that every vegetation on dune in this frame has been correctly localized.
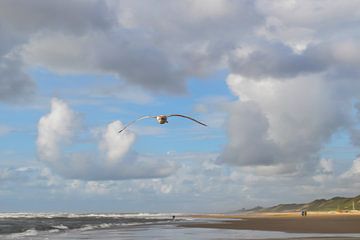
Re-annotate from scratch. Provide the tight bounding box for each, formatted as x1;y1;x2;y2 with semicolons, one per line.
236;195;360;213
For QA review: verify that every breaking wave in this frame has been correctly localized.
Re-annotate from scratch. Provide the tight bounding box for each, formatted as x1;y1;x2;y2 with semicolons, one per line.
0;212;186;237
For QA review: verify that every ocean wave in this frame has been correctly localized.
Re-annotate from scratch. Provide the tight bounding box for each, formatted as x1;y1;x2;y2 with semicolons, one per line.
0;212;190;236
0;212;185;219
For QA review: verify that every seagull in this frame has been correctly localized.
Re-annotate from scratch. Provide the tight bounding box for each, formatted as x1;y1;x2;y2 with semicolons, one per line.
118;114;207;133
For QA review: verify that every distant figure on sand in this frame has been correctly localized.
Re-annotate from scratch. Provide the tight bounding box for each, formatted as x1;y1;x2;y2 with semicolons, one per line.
172;215;176;221
301;210;307;216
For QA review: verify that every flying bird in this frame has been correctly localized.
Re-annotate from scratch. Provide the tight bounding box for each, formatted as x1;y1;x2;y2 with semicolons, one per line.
118;114;207;133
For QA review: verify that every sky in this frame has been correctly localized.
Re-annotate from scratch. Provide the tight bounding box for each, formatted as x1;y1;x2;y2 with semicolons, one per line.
1;0;360;213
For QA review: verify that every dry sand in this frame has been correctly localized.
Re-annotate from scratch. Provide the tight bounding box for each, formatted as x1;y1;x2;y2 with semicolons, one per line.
181;212;360;234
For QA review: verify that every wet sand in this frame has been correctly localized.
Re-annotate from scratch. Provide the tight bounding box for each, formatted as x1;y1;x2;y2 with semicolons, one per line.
182;212;360;234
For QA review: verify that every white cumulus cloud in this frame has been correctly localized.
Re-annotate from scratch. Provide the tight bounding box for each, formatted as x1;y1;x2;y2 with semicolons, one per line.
219;73;352;174
37;98;79;161
342;157;360;178
37;98;177;180
99;121;135;164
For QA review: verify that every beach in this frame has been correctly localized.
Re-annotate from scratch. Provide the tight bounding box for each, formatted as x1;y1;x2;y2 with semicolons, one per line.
183;212;360;236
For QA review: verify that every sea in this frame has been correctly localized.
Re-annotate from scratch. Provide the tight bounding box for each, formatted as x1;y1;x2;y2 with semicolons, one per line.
1;212;360;240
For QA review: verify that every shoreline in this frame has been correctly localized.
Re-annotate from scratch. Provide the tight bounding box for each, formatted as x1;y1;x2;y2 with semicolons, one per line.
180;212;360;234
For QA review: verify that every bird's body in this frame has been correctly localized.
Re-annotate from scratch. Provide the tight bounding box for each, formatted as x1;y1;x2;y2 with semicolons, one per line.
156;115;168;124
118;114;207;133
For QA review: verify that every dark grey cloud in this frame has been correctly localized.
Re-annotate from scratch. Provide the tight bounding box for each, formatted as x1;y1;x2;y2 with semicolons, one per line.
228;1;360;82
18;0;263;94
22;31;188;93
218;101;281;166
0;23;34;103
229;42;327;79
0;26;24;57
0;0;264;100
229;38;360;81
93;31;187;93
0;0;114;34
0;57;35;103
116;0;262;80
114;0;262;41
2;0;360;102
0;0;114;103
256;0;360;37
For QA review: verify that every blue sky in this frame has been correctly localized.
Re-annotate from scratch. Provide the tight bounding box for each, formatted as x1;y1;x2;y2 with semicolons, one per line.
1;0;360;213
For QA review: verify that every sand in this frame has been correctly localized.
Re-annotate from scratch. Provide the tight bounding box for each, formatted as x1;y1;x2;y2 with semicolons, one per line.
182;212;360;234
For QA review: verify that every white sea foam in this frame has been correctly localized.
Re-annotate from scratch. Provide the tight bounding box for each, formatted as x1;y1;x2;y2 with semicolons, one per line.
78;220;174;232
80;224;96;231
99;223;113;228
8;229;38;238
52;224;69;230
79;223;119;231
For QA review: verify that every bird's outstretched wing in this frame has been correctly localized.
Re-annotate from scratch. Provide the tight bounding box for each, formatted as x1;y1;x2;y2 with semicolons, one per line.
167;114;207;126
118;116;157;133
